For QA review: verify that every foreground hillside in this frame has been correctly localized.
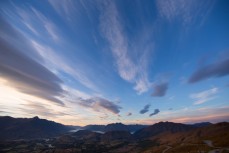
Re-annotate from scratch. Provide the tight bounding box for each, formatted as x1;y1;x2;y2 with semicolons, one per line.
0;117;228;153
143;122;229;153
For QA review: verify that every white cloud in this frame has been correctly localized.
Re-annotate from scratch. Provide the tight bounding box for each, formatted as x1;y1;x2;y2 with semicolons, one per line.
24;22;39;36
99;1;152;94
99;1;135;81
156;0;215;26
14;5;60;41
48;0;79;22
44;22;59;41
12;5;102;92
9;4;101;92
30;7;60;41
61;85;90;103
190;87;219;105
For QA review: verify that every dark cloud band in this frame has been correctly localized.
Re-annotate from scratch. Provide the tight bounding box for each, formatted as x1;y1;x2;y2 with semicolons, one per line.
0;17;65;105
189;58;229;83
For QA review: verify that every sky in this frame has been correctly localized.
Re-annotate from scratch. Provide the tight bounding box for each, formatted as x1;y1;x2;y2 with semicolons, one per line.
0;0;229;126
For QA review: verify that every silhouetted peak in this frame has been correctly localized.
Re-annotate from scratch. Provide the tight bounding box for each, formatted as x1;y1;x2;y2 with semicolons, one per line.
107;122;124;126
33;116;39;120
134;121;194;139
192;122;212;127
0;116;73;140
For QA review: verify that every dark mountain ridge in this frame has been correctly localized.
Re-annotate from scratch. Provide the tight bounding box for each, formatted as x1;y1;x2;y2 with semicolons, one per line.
191;122;212;127
0;122;228;153
83;123;148;133
0;116;228;153
134;121;194;139
0;116;73;140
0;116;215;141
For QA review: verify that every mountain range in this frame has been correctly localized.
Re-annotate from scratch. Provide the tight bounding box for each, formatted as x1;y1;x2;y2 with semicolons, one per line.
0;116;73;140
1;116;228;153
83;123;148;133
0;116;212;140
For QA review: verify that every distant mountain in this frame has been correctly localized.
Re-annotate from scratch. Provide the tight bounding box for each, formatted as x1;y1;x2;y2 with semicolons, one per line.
104;123;129;132
0;117;228;153
191;122;212;127
0;116;73;140
72;130;133;142
76;122;212;133
134;121;194;139
67;125;82;130
83;125;105;132
102;131;134;142
126;124;149;133
73;130;95;138
73;130;102;141
83;123;147;133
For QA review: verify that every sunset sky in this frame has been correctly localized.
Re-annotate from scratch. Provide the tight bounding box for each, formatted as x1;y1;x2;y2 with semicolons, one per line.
0;0;229;126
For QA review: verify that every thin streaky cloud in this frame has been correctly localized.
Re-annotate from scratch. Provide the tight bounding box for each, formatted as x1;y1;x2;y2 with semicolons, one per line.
190;87;218;105
12;5;101;92
30;7;60;41
30;40;99;92
20;102;69;118
48;0;78;21
156;0;215;26
99;0;152;94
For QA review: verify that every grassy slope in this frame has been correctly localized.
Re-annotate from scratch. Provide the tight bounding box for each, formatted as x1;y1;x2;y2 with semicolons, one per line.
141;122;229;153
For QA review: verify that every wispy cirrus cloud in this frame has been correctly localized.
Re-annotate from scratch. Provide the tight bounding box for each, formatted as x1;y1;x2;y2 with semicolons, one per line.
14;5;60;42
99;1;152;94
77;97;122;114
190;87;218;105
0;7;99;107
30;7;60;41
6;4;100;92
20;102;69;118
149;109;160;117
1;2;122;122
30;40;99;92
156;0;215;26
48;0;78;21
139;104;151;114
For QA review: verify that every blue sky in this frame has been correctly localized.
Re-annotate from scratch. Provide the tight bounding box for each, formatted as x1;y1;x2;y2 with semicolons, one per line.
0;0;229;125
